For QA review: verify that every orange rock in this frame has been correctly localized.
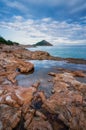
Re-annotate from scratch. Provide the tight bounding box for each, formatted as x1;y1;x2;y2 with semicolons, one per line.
0;104;21;129
38;72;86;130
26;117;53;130
72;70;86;77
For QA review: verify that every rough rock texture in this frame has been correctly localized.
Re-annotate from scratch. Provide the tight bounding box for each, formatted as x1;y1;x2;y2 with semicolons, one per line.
38;72;86;130
0;44;86;130
0;50;34;85
0;104;21;130
26;117;53;130
0;82;40;130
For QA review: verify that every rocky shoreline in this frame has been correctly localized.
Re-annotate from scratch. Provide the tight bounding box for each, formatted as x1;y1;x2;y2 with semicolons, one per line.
0;44;86;130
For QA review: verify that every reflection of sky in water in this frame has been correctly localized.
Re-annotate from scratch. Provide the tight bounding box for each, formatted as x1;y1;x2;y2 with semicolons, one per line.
16;60;86;97
29;60;86;71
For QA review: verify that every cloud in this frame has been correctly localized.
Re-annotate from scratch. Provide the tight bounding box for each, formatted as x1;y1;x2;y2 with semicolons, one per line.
1;0;28;12
41;18;52;22
17;0;86;15
19;0;85;7
0;16;86;45
70;2;86;14
12;15;24;21
1;0;86;14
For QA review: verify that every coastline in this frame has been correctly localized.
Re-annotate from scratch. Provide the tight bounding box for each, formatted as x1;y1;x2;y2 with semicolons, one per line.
1;44;86;64
0;44;86;130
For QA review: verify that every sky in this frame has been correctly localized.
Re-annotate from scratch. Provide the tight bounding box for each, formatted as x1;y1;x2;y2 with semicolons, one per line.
0;0;86;45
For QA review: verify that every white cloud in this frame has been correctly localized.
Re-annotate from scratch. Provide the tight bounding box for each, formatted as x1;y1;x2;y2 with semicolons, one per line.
13;15;24;21
41;18;52;22
0;16;86;45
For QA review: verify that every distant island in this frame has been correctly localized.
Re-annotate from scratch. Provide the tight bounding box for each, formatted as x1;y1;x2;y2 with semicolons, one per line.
33;40;53;46
22;40;53;48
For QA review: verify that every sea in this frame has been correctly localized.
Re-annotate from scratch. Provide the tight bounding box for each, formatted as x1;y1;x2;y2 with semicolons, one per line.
27;45;86;59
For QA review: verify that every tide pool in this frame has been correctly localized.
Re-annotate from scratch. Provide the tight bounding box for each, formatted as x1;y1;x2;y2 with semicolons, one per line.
16;60;86;97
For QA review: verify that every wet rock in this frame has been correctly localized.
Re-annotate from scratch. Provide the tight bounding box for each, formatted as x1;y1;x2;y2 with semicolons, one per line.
48;72;56;76
32;81;40;88
65;58;86;64
38;72;86;130
72;70;86;77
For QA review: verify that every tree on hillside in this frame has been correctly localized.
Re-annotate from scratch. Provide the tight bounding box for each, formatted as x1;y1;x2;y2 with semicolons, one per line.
7;40;13;45
0;36;7;44
0;36;19;45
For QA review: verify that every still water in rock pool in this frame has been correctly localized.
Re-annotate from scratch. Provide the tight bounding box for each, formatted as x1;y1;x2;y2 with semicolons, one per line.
16;60;86;97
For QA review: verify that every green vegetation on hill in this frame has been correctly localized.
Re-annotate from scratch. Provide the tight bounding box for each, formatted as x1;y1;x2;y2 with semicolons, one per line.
0;36;19;45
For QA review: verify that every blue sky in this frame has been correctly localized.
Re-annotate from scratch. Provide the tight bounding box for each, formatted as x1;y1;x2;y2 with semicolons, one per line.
0;0;86;45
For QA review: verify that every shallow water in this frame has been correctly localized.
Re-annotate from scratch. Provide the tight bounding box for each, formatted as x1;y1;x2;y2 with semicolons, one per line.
16;60;86;97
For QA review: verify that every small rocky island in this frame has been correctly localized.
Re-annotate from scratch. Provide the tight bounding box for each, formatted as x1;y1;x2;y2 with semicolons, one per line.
0;37;86;130
33;40;53;46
